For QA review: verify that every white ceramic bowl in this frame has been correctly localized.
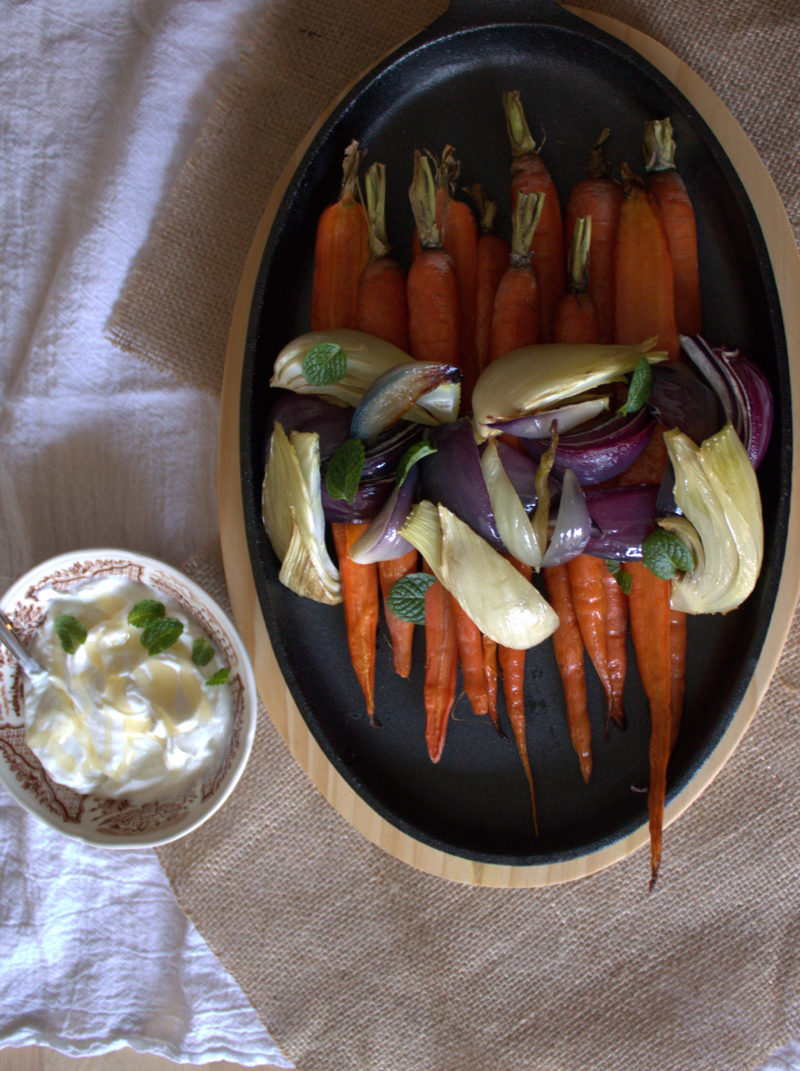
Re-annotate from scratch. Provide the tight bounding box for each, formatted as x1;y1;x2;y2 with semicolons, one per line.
0;549;257;848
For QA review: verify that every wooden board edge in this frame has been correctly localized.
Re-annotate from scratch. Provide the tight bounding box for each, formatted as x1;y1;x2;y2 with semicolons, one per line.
219;6;800;888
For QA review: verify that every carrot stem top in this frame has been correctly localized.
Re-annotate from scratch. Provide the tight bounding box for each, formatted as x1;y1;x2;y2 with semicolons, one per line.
643;117;677;173
464;182;499;235
364;162;391;259
587;128;613;179
409;150;441;249
339;138;364;199
510;190;544;263
503;89;543;157
567;215;592;293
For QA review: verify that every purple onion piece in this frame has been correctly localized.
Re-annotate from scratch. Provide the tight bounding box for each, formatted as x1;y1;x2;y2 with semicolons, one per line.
487;397;609;439
583;484;660;560
266;392;351;461
714;345;774;468
648;362;720;444
350;361;461;442
494;440;540;511
541;470;591;567
419;419;503;551
523;409;653;486
362;421;425;481
321;474;393;523
349;469;419;564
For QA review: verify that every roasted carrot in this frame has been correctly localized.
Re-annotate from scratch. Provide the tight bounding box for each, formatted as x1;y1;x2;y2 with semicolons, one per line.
310;139;369;331
466;183;511;373
377;549;418;679
669;607;687;752
503;89;565;342
553;215;600;345
566;554;616;732
407;151;461;366
543;564;593;783
617;422;669;486
623;560;673;889
563;130;624;344
434;147;480;404
499;557;537;831
356;161;409;352
614;163;680;361
643;118;703;337
601;564;628;733
488;190;544;362
482;633;501;733
452;597;489;716
422;561;459;763
331;521;379;721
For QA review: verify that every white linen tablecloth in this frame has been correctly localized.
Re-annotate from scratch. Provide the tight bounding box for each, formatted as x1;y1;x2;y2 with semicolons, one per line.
0;0;289;1063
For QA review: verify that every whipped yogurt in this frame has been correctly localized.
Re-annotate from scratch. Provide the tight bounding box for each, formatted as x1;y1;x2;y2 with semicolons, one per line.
23;576;233;803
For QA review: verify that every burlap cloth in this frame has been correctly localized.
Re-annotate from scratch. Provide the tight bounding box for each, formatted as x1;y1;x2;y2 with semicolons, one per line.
108;2;800;1069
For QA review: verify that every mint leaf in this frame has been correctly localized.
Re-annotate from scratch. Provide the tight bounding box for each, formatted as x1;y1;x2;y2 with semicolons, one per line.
141;617;183;656
325;438;365;503
396;441;436;487
302;342;347;386
192;637;215;667
642;528;694;579
619;356;653;415
206;667;230;686
605;559;632;595
54;613;87;654
387;572;437;625
128;600;165;628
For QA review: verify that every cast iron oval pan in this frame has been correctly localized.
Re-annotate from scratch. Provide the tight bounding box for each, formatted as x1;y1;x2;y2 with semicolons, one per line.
239;0;790;866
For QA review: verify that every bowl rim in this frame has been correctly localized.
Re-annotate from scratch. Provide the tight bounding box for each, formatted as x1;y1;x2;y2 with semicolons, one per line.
0;547;258;848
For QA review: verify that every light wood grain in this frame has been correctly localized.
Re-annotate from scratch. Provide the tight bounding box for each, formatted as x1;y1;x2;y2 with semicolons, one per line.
219;8;800;888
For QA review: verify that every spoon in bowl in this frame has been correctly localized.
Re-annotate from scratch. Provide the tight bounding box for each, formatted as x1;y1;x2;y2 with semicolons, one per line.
0;608;46;679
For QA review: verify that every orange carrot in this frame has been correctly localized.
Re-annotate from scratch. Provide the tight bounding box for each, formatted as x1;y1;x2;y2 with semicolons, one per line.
482;633;501;733
503;89;565;342
377;549;418;679
614;164;680;361
543;563;593;783
331;521;379;721
601;564;628;732
669;607;687;752
310;140;369;331
553;215;600;345
422;561;459;763
466;183;511;373
356;161;409;352
618;422;669;486
488;190;544;362
499;557;537;830
643;118;703;337
452;598;489;716
566;554;616;731
407;151;461;366
434;147;480;404
563;130;624;344
623;560;673;889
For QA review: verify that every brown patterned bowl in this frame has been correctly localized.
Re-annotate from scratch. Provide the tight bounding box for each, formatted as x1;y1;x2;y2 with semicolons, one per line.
0;550;257;847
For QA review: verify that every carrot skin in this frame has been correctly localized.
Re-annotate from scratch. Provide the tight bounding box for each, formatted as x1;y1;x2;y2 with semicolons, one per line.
614;181;680;361
566;554;615;731
422;563;459;763
499;558;538;830
356;256;409;352
440;195;480;403
647;168;703;336
475;232;511;371
601;565;628;732
669;608;687;752
331;522;379;720
564;177;623;344
623;561;673;889
406;248;461;366
618;423;669;486
452;598;489;716
553;291;599;346
489;264;540;362
482;633;501;733
543;564;593;783
510;157;565;342
377;550;418;679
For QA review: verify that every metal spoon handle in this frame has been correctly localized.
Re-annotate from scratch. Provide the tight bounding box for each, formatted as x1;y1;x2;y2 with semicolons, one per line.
0;608;45;678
